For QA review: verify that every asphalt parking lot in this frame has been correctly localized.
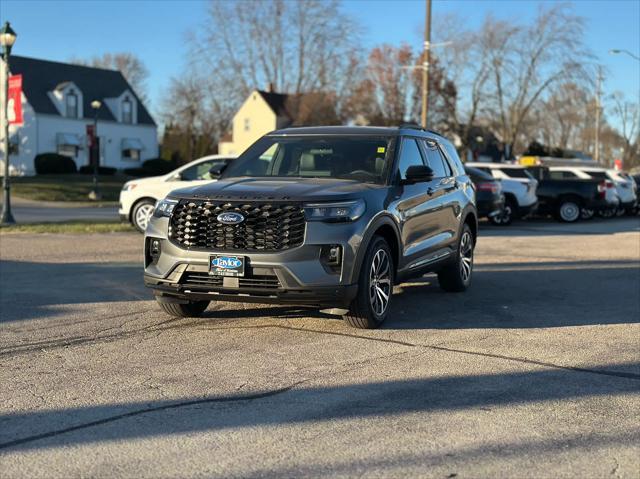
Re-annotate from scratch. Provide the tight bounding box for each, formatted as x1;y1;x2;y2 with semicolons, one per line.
1;218;639;478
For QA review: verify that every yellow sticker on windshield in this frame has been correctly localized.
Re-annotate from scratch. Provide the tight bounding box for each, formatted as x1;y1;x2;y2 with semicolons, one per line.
377;147;386;153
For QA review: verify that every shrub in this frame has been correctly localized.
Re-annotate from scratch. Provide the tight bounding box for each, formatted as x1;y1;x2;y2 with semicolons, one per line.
78;165;117;175
34;153;77;175
123;167;151;177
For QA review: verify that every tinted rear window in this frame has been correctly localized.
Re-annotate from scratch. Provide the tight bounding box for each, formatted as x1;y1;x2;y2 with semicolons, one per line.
585;171;608;180
499;168;534;179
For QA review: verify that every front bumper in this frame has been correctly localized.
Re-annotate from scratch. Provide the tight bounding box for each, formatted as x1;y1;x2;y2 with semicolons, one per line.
144;214;368;308
146;273;358;308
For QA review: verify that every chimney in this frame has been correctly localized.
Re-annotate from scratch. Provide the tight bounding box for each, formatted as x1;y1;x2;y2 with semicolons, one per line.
266;82;274;93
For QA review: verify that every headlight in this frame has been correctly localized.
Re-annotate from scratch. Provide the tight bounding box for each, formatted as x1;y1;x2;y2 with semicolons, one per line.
303;199;366;222
153;198;178;218
121;182;137;192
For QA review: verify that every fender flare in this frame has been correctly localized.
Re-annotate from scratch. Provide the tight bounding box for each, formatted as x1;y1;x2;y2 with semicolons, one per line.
349;214;402;284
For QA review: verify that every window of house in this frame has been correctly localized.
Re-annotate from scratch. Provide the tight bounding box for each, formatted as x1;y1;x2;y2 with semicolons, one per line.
244;118;250;132
122;98;133;124
122;148;140;161
66;90;78;118
58;144;78;158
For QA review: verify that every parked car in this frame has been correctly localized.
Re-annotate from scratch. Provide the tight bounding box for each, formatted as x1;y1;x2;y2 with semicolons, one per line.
120;155;236;232
463;166;505;223
548;166;635;217
144;126;478;329
527;166;616;222
466;162;538;225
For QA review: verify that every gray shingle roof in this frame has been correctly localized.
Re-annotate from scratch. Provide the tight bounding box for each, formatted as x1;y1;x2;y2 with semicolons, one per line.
9;55;156;126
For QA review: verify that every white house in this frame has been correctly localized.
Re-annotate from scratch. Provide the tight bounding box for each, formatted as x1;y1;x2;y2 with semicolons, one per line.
0;55;158;175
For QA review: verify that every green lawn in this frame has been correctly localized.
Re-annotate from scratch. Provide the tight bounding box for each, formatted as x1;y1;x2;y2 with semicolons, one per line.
0;220;135;234
6;174;130;203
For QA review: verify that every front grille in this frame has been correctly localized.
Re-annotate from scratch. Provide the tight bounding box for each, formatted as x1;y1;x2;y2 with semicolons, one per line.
181;272;281;290
169;200;306;251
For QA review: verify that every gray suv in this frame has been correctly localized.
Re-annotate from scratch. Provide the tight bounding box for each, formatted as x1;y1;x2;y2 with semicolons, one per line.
144;126;477;328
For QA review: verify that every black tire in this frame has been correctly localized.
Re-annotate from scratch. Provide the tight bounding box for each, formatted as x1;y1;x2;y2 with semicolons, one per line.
157;299;210;317
132;199;156;233
598;208;615;219
344;236;394;329
490;197;516;226
581;208;595;220
438;224;474;292
556;198;581;223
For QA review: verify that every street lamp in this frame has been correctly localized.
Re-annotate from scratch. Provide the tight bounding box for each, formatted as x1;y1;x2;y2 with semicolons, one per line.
1;21;17;225
609;49;640;62
88;99;102;200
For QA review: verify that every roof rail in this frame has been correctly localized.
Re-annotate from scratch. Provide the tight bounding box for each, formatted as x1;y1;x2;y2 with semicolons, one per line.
398;124;444;137
399;123;424;131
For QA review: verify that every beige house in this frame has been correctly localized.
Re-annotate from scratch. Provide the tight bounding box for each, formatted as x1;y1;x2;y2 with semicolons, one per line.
219;89;293;156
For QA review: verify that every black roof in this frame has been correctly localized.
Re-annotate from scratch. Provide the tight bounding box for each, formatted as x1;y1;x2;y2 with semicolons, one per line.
256;90;290;118
9;55;156;126
269;125;445;139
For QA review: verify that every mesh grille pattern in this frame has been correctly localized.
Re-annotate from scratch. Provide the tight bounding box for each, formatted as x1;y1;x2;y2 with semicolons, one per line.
169;200;305;251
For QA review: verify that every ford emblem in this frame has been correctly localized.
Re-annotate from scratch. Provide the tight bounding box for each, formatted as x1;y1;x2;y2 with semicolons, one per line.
217;212;245;224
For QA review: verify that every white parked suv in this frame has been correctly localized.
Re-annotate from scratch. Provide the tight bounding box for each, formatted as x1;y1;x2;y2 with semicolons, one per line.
466;162;538;225
119;155;236;232
548;167;632;218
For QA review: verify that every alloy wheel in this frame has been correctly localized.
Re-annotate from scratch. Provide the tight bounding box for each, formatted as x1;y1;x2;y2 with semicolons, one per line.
459;231;473;282
369;249;391;316
135;204;155;231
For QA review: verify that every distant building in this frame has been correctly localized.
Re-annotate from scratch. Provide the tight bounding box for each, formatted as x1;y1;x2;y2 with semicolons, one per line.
219;88;293;156
0;55;158;175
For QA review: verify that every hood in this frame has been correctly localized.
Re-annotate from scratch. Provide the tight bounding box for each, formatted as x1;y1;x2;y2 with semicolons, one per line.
167;177;385;202
124;174;165;187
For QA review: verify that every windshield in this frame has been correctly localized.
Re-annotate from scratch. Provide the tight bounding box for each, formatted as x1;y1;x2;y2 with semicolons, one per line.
223;136;394;184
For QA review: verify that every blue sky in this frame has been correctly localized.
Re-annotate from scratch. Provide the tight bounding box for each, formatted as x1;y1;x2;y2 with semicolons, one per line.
2;0;639;124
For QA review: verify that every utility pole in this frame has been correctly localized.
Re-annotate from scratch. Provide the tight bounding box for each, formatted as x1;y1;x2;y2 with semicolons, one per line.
595;66;602;165
421;0;432;129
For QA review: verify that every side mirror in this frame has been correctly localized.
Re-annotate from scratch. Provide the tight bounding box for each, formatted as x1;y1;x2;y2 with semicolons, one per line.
403;165;434;184
209;162;228;178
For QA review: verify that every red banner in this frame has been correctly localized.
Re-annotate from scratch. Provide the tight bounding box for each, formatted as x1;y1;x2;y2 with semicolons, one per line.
8;74;23;125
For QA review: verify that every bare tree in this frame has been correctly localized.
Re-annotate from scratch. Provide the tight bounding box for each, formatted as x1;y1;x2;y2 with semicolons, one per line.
479;4;590;157
610;92;640;168
71;52;149;103
160;75;225;163
189;0;360;124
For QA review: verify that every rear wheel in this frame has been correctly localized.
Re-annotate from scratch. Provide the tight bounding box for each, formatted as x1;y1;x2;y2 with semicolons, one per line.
132;199;156;233
345;236;393;329
557;199;581;223
490;198;515;226
157;300;210;317
598;208;615;219
581;208;595;220
438;224;474;292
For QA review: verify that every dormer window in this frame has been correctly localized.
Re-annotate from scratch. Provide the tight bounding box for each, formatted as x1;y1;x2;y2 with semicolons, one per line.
66;90;78;118
122;97;132;124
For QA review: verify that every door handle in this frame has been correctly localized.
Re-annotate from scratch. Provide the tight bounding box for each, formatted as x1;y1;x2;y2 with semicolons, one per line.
427;187;435;196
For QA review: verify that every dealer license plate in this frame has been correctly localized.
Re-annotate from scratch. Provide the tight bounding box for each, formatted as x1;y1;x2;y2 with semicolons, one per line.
210;255;245;277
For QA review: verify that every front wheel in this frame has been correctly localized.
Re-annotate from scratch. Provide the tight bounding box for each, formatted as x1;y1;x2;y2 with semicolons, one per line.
438;224;474;292
132;199;156;233
345;236;394;329
157;299;210;317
